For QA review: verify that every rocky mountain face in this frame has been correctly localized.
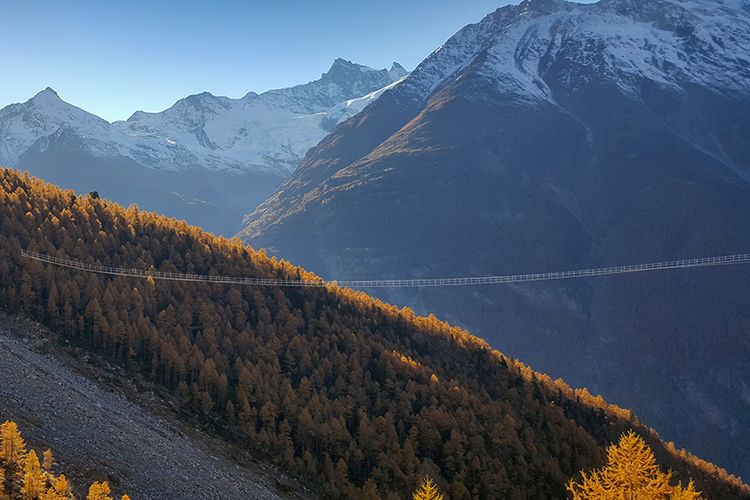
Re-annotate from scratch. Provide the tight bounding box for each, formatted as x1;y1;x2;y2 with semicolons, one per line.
240;0;750;479
0;59;406;235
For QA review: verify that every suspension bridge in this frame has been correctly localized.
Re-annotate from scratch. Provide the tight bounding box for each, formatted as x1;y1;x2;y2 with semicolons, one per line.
20;249;750;288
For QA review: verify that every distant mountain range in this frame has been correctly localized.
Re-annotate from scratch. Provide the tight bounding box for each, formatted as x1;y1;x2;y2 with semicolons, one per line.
0;59;407;235
241;0;750;479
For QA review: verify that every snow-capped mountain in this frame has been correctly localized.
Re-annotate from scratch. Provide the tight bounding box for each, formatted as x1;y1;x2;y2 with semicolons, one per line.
2;59;407;176
0;88;112;167
114;59;407;174
242;0;750;478
245;0;750;240
397;0;750;104
0;59;406;234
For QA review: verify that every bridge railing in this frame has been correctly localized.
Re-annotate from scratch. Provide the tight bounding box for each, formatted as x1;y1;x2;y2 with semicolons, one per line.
20;249;750;288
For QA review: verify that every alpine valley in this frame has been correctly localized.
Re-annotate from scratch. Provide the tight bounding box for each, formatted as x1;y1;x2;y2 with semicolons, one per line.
0;59;407;235
3;0;750;497
241;0;750;480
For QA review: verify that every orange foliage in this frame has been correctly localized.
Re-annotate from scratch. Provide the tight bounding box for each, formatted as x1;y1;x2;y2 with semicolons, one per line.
0;419;126;500
568;431;701;499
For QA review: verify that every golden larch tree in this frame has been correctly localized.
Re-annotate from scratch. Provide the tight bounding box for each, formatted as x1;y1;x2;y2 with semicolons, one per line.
43;486;65;500
0;420;27;466
20;450;46;500
48;474;70;500
42;449;55;472
568;431;702;500
413;476;445;500
87;481;114;500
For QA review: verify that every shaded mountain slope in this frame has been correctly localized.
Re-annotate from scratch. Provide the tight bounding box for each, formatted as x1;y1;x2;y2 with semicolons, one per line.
1;168;748;498
240;0;750;479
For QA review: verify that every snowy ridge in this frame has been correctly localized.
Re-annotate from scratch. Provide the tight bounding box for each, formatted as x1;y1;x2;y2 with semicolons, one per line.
323;77;407;126
259;59;407;114
0;59;407;175
394;0;750;106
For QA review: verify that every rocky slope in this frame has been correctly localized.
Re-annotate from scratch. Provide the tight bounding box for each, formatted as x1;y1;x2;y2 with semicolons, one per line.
0;59;406;235
240;0;750;478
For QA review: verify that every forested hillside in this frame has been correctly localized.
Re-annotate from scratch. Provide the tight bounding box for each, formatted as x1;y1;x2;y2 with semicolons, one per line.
1;168;747;499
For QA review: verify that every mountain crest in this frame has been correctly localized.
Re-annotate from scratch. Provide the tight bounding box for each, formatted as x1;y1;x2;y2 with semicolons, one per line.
321;58;370;85
0;88;109;166
326;57;372;73
518;0;570;14
27;87;66;109
390;62;406;72
33;87;60;99
320;58;405;87
389;62;408;80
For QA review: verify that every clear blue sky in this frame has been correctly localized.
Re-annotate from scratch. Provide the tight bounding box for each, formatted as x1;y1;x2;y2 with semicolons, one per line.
0;0;553;122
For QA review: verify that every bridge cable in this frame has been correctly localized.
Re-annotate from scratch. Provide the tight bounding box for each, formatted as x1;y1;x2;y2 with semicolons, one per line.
20;249;750;288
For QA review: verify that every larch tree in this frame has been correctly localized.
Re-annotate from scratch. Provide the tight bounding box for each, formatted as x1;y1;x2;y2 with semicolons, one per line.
412;476;445;500
0;420;27;467
0;420;129;500
42;449;55;472
86;481;113;500
43;485;65;500
567;431;702;500
51;475;70;499
20;450;45;500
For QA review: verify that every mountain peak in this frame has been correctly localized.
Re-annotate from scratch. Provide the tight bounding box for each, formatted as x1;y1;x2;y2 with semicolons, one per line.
389;62;408;80
321;58;408;90
390;62;406;72
31;87;62;103
184;91;219;104
328;57;369;71
518;0;569;12
322;58;376;82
